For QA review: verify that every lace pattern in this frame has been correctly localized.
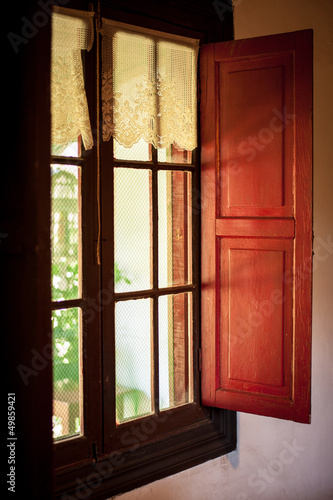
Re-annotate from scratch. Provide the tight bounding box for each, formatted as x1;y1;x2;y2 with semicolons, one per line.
101;21;198;151
51;11;94;151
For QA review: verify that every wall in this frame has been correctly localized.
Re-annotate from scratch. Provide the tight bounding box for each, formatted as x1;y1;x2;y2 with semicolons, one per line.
114;1;333;498
5;2;54;498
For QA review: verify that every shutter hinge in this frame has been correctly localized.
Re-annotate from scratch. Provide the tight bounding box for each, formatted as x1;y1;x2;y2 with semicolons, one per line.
198;348;202;371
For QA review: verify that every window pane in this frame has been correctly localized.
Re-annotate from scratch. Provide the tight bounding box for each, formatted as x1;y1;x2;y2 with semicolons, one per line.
52;307;82;440
158;170;192;287
115;299;152;423
113;137;151;161
51;165;81;301
51;137;81;157
158;143;192;164
114;168;152;292
159;293;193;410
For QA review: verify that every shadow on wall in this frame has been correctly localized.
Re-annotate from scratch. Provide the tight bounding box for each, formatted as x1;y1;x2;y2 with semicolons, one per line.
228;415;240;468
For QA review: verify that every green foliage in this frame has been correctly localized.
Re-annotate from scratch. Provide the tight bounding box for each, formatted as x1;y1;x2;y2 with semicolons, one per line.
52;262;79;301
52;308;80;389
114;262;131;285
51;162;131;397
52;262;130;389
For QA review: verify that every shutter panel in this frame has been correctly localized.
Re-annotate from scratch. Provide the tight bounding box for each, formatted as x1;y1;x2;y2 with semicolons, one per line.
200;30;313;423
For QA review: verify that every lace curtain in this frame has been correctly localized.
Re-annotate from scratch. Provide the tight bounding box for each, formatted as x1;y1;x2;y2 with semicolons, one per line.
101;20;199;151
51;8;94;152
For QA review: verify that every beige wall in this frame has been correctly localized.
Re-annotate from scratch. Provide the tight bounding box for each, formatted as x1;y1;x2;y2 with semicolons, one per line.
114;1;333;498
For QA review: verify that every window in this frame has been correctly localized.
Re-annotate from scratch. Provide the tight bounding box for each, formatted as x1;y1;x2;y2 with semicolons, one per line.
51;6;236;498
51;4;312;498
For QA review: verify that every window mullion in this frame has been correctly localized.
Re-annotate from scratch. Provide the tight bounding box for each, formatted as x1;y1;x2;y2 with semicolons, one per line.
100;139;116;448
151;163;160;414
151;34;160;416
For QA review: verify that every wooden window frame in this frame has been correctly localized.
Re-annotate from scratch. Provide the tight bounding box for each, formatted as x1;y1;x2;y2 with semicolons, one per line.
101;143;201;449
52;1;236;498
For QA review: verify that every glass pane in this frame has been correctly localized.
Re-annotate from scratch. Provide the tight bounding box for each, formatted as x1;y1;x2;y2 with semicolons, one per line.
51;165;81;302
114;168;151;292
158;143;192;164
115;299;152;423
51;138;81;157
159;293;193;410
114;137;151;161
52;307;82;440
158;170;192;287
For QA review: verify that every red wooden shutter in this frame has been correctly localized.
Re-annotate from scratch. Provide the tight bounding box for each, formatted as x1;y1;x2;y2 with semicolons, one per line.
200;30;313;423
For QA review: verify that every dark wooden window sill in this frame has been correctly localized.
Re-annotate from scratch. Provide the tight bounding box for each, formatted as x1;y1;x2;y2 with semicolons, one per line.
55;408;236;499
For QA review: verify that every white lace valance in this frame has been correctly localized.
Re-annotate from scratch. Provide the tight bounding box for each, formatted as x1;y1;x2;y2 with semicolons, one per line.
51;8;95;152
101;19;199;151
